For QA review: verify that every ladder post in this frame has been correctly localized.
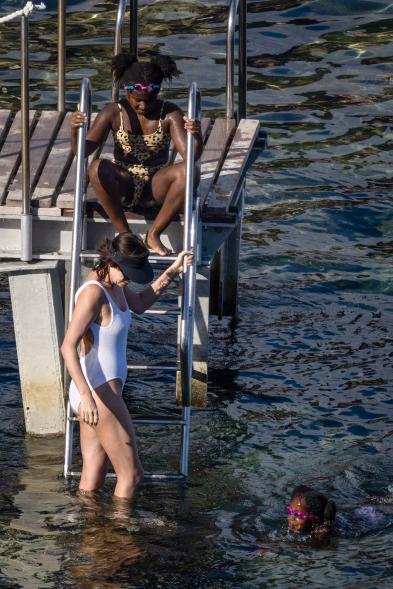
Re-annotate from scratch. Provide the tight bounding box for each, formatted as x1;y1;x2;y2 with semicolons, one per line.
178;82;201;476
64;402;74;478
20;13;32;262
64;78;91;475
112;0;127;102
238;0;247;120
68;78;91;322
58;0;66;111
130;0;138;60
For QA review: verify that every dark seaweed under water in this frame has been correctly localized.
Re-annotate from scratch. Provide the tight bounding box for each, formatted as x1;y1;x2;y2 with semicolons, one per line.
1;0;393;587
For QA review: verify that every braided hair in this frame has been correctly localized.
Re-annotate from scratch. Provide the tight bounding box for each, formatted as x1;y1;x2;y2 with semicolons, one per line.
112;52;181;86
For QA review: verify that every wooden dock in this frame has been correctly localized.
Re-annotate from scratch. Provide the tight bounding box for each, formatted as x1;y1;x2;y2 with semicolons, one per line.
0;107;260;434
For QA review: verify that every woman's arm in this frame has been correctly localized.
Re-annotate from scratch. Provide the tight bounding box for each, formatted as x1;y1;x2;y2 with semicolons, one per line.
70;103;117;156
60;285;103;425
167;108;203;161
124;251;192;314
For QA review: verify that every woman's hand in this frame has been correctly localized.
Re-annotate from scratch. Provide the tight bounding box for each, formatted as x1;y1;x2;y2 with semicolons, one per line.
71;110;87;130
183;117;201;136
169;250;193;275
78;392;99;426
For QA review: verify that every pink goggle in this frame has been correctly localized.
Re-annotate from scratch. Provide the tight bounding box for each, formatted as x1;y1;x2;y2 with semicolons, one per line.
123;82;161;93
286;505;319;521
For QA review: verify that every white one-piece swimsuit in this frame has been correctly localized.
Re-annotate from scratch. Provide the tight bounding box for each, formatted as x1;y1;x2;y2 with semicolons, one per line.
68;280;132;413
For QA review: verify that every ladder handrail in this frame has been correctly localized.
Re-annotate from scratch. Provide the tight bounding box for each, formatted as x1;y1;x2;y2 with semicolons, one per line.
180;82;201;408
112;0;128;102
58;0;66;111
129;0;138;60
64;77;91;477
226;0;247;120
112;0;138;101
68;77;92;324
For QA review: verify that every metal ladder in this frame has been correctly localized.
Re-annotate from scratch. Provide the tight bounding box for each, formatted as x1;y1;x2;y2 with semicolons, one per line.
64;79;201;481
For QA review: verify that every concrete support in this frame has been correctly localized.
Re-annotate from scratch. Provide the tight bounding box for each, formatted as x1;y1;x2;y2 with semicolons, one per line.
4;261;65;435
177;267;210;407
207;193;244;318
220;221;243;318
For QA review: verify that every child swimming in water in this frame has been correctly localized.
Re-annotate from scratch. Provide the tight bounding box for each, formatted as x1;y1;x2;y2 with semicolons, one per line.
287;485;336;537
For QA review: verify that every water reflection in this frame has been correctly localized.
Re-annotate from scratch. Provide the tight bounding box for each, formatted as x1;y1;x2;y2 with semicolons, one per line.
63;494;143;589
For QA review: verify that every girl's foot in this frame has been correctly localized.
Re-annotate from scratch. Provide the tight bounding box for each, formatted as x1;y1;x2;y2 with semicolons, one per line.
145;230;172;256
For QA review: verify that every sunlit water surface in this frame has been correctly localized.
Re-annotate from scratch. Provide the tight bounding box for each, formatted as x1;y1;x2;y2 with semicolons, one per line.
1;0;393;587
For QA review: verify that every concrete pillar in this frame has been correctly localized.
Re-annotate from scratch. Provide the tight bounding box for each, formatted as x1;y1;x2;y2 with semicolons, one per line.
177;267;210;407
4;261;65;435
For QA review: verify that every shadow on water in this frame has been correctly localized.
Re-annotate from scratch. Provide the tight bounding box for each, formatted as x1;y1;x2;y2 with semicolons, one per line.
1;0;393;586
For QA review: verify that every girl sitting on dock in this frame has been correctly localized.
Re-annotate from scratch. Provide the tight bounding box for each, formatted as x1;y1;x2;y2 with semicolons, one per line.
61;232;191;499
71;53;202;256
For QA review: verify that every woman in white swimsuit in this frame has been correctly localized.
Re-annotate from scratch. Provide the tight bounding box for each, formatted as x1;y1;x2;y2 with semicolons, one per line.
61;231;191;499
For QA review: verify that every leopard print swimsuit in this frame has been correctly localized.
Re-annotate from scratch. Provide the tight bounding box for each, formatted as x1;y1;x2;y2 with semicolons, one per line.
113;101;171;207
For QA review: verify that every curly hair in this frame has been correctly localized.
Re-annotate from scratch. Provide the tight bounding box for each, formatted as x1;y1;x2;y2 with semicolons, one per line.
111;52;181;86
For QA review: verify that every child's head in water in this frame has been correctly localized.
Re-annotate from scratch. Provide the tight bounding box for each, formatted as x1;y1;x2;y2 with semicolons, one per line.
287;485;336;535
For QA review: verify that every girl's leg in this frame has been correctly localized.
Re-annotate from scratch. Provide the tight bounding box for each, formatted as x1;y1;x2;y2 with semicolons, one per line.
91;379;144;499
88;158;134;234
147;161;199;256
79;422;108;492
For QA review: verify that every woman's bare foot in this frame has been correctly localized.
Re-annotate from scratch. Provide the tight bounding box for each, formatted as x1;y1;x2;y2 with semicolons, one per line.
145;230;172;256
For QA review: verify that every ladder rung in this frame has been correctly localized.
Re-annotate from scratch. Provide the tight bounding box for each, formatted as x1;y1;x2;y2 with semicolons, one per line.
68;415;186;425
148;254;177;264
127;362;178;371
143;473;186;481
80;250;177;265
68;470;186;481
143;309;180;315
132;417;186;425
79;250;98;259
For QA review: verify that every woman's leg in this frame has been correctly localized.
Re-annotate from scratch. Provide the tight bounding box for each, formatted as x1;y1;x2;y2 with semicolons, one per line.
79;422;108;493
87;379;144;499
88;159;134;234
147;161;200;256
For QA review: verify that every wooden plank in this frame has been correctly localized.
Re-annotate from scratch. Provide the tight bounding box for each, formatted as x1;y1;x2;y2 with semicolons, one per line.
203;119;259;218
31;112;74;208
199;117;235;205
6;111;64;205
0;111;36;204
0;110;12;148
56;113;98;209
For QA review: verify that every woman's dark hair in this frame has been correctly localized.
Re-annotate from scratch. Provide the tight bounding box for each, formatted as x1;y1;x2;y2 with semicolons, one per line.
291;485;336;525
112;52;181;86
93;232;148;281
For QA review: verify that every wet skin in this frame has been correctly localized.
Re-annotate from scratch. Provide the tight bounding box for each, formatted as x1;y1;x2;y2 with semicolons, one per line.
287;498;317;534
71;91;202;256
